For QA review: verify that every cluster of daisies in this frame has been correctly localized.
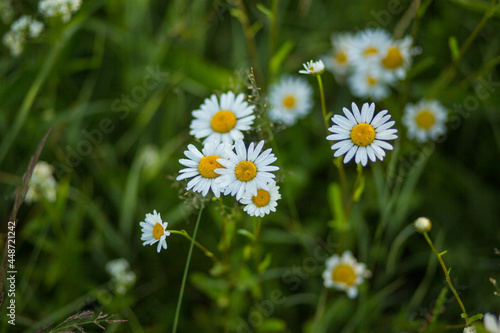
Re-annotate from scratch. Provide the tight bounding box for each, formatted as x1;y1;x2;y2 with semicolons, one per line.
2;0;82;56
140;91;281;253
321;28;420;101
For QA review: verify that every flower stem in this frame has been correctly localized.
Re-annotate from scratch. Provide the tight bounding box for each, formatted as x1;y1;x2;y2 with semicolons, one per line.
423;232;468;326
168;230;220;264
344;163;363;217
172;204;205;333
253;216;264;300
316;74;329;133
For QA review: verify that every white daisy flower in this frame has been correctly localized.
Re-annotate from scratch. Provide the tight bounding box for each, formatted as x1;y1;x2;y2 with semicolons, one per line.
176;141;232;197
268;75;313;126
379;36;414;80
327;102;398;166
348;28;392;66
484;313;500;333
402;99;447;142
347;67;394;101
299;59;325;75
215;140;279;201
190;91;255;145
321;32;355;78
25;161;57;204
239;180;281;217
322;251;371;299
140;210;170;253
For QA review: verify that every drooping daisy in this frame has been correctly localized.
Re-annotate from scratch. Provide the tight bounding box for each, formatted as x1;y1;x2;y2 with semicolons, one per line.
190;91;255;144
268;75;313;126
348;28;392;66
379;36;414;80
402;99;447;142
347;67;394;101
485;313;500;333
327;102;398;166
176;141;232;197
215;140;279;201
239;180;281;217
299;59;325;75
140;210;170;253
322;251;371;299
321;32;355;78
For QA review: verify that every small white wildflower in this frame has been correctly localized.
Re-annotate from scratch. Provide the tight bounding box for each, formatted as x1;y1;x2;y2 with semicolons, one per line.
39;0;82;23
25;161;57;204
321;32;355;79
322;251;371;299
403;99;448;142
140;210;170;253
299;59;325;75
105;258;137;295
239;180;281;217
268;75;313;126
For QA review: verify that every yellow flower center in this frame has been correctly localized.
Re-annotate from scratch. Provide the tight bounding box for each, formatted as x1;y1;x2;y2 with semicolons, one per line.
350;123;376;147
332;264;357;286
198;155;223;178
335;51;348;64
382;47;404;69
235;161;257;182
366;75;377;86
211;110;237;133
283;95;296;109
153;223;165;240
252;189;271;207
363;47;378;56
309;66;314;71
415;110;436;130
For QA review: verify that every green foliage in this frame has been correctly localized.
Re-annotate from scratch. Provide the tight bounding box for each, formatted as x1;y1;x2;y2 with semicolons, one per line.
1;0;500;332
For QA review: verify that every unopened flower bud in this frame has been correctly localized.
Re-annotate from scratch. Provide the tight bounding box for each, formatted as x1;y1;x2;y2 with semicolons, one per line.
414;217;432;233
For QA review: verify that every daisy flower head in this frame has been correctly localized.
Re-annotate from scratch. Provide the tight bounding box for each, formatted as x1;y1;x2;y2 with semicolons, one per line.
347;67;394;101
379;35;414;80
321;32;355;78
327;102;398;166
215;140;279;201
402;99;447;142
140;210;170;253
239;180;281;217
176;141;232;197
348;28;392;66
299;59;325;75
268;75;313;126
484;313;500;333
322;251;371;299
190;91;255;145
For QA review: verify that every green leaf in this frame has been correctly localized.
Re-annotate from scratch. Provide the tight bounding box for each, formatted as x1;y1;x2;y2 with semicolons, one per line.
190;272;228;301
449;36;460;61
237;229;255;241
256;3;274;20
328;182;346;230
467;313;484;323
439;250;448;256
257;318;287;332
258;253;272;273
269;40;294;77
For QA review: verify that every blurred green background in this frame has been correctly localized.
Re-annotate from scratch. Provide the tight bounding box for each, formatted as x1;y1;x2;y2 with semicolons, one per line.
1;0;499;332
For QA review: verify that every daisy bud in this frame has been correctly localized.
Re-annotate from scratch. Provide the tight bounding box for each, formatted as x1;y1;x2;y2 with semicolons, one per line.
414;217;432;233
